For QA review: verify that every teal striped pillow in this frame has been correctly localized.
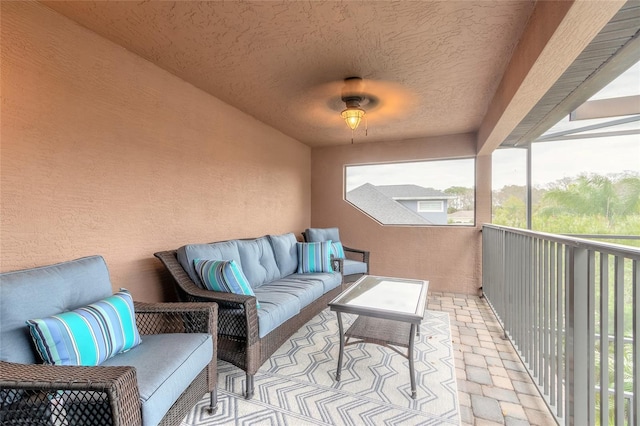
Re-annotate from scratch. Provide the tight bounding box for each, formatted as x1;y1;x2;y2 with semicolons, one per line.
330;241;346;258
194;259;259;308
26;290;141;366
297;241;333;273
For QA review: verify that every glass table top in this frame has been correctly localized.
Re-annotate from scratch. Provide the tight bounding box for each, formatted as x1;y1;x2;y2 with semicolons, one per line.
330;275;428;316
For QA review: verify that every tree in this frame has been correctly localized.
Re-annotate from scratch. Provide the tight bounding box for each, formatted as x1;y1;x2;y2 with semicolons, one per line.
615;175;640;217
536;173;640;227
444;186;474;211
493;196;526;228
492;185;526;208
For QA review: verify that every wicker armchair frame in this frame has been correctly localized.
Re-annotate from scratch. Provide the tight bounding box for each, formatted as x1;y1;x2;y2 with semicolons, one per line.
0;302;218;426
154;250;344;400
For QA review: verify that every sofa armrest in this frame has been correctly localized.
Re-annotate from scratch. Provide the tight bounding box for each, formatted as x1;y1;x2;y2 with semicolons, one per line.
331;257;344;275
343;246;370;269
168;284;258;307
134;302;217;336
0;361;142;426
154;250;260;346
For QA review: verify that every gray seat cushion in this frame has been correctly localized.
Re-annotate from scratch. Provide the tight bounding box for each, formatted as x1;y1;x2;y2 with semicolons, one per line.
0;256;113;364
343;259;368;276
177;241;242;288
236;237;281;288
256;277;325;311
101;333;213;426
305;227;340;242
253;271;340;337
268;233;298;277
286;272;341;294
252;290;301;338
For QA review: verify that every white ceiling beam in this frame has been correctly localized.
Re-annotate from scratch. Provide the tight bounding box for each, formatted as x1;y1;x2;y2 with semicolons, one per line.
570;95;640;121
477;0;626;156
537;115;640;140
535;129;640;142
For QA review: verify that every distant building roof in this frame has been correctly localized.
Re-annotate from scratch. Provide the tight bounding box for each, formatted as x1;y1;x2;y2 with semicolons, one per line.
346;183;433;225
448;210;474;223
373;184;456;200
448;210;474;219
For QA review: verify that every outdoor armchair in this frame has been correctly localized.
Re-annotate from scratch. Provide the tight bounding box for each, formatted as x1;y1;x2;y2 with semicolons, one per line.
0;256;218;426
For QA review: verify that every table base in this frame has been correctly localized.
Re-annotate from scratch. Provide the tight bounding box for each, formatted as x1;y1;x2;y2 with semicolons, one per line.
336;313;419;399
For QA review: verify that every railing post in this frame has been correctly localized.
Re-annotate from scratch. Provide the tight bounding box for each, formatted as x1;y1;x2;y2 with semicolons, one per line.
566;247;589;426
633;259;639;426
614;256;625;425
501;228;508;339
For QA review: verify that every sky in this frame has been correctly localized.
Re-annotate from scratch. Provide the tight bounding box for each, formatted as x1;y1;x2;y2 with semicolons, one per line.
346;158;475;192
492;137;640;190
590;62;639;100
347;62;640;192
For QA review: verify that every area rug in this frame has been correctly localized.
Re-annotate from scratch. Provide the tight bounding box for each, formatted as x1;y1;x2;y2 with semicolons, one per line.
182;309;460;425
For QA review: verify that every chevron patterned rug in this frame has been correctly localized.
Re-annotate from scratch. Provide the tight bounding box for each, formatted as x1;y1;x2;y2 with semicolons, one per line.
182;308;460;425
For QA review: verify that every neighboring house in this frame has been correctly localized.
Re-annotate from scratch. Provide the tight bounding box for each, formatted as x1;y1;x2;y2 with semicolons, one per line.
346;183;458;225
448;210;475;225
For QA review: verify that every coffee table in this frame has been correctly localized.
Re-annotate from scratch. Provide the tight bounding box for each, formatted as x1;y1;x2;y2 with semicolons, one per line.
328;275;429;399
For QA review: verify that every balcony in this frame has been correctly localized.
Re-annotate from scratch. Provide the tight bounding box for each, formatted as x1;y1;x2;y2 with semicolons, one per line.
482;224;639;425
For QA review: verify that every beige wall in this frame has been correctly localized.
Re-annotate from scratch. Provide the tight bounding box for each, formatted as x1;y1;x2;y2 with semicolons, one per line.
2;2;492;300
1;2;311;301
311;134;492;295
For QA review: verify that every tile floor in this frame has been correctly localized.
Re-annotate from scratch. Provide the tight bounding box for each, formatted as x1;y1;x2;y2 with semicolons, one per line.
427;292;558;426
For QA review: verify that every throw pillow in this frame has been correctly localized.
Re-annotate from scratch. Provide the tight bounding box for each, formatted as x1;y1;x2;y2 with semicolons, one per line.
330;241;346;258
194;259;259;308
297;241;333;273
26;289;141;366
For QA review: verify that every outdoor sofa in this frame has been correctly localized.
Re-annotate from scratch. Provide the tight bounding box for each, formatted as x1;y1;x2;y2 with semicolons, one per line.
0;255;218;426
154;232;346;399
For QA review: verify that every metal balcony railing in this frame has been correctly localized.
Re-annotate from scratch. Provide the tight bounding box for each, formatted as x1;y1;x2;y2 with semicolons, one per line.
482;224;640;426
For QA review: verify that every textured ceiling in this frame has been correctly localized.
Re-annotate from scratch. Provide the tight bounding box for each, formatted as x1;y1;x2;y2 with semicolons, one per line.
42;0;536;147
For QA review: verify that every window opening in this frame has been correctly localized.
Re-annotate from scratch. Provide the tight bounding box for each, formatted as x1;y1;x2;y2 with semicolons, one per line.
345;158;475;226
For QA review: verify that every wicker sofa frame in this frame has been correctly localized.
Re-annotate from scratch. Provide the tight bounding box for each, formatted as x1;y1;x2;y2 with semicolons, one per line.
0;302;218;426
154;249;344;400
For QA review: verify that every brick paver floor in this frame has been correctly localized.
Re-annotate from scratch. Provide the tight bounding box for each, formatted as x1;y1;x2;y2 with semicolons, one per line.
427;292;557;426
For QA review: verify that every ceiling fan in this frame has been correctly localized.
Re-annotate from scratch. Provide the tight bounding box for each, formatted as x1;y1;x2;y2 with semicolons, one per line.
339;77;378;132
299;76;417;143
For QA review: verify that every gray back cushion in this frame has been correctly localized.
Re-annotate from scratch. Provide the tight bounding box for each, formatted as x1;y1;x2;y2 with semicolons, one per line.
177;240;241;288
267;233;298;277
306;227;341;243
236;237;280;288
0;256;113;364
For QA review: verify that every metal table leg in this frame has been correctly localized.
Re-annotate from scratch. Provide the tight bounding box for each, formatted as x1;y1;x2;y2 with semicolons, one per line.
336;312;345;381
409;323;417;399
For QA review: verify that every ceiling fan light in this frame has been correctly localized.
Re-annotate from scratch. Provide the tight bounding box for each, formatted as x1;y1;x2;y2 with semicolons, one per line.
341;107;365;130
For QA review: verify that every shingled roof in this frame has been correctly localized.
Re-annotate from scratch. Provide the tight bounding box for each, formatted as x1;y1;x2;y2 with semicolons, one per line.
373;184;456;200
346;183;435;225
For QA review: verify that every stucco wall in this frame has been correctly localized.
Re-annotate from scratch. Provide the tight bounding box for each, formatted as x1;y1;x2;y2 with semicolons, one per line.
311;134;492;295
1;2;311;301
